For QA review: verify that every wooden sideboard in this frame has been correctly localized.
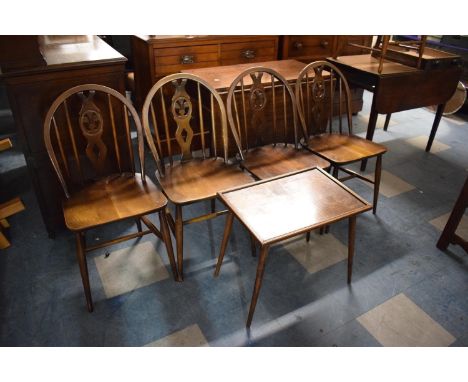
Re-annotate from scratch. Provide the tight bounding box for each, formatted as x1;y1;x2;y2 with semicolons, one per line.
132;35;371;112
1;36;127;236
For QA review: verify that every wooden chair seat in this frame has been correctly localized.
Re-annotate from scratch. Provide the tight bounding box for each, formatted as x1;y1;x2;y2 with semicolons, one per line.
305;133;387;165
64;173;167;231
242;144;330;180
157;158;254;205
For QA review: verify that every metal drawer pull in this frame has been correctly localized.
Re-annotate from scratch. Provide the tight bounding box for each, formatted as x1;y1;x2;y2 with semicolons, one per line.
181;55;195;64
293;41;303;50
320;40;329;48
241;50;256;59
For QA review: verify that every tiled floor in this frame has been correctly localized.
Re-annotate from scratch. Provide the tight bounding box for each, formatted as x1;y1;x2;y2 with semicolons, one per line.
1;91;467;347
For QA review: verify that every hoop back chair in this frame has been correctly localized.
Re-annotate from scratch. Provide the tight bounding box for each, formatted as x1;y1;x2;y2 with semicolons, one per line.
226;67;329;180
44;84;178;311
295;61;387;213
142;73;254;279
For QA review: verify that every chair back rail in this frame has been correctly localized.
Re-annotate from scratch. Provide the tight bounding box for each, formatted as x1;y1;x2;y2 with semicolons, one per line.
295;61;353;139
226;67;300;154
142;73;231;175
44;84;145;198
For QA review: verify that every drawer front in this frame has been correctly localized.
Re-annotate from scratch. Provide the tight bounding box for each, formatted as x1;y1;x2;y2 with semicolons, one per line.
338;36;372;56
287;36;334;59
220;39;277;65
153;44;219;75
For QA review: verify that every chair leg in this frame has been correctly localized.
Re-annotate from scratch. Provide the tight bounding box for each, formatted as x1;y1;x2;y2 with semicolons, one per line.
250;233;256;257
211;199;216;214
175;205;184;280
214;212;234;277
373;155;382;214
159;210;179;282
246;245;269;328
135;218;142;233
75;232;93;312
347;216;356;284
306;231;311;242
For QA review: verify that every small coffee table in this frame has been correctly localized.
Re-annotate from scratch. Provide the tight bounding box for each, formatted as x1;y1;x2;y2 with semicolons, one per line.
214;167;372;327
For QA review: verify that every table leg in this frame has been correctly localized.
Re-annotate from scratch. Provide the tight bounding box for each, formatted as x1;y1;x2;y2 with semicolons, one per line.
426;103;446;152
347;216;356;284
214;212;234;277
247;245;269;328
437;176;468;251
383;113;392;131
360;95;379;172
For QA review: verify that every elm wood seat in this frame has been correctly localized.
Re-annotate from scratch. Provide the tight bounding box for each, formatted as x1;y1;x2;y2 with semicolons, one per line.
142;73;254;279
306;133;387;164
295;61;387;214
241;144;329;180
44;84;178;312
226;67;330;181
63;174;166;231
157;158;254;205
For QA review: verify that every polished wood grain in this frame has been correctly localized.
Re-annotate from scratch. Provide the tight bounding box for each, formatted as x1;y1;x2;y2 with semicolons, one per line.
44;84;178;311
142;73;254;279
64;174;167;231
215;168;371;326
306;133;386;164
296;61;387;213
157;158;254;205
219;168;370;245
240;144;329;179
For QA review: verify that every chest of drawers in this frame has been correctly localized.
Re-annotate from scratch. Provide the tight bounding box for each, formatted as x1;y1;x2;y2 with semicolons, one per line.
131;35;279;108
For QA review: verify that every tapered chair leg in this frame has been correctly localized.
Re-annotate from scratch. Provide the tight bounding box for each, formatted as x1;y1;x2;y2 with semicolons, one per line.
373;155;382;214
159;210;179;281
135;218;142;233
75;232;93;312
250;233;256;257
383;113;392;131
214;212;234;277
246;245;269;328
347;216;356;284
306;232;311;242
175;205;184;280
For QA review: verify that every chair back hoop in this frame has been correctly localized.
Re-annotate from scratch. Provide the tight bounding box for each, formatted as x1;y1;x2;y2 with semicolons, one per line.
43;84;145;199
226;66;299;157
295;61;353;140
141;73;229;176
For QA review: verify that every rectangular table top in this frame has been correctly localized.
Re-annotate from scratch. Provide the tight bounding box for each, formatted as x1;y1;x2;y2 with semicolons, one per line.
328;54;420;77
218;168;372;245
181;59;306;92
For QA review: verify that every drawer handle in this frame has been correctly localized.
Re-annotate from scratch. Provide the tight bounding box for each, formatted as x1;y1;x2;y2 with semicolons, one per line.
181;55;195;64
241;49;256;59
293;41;303;50
320;40;329;48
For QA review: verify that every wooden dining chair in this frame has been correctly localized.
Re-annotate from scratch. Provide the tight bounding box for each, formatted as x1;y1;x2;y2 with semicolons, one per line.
141;73;254;280
226;67;330;181
295;61;387;213
43;84;178;312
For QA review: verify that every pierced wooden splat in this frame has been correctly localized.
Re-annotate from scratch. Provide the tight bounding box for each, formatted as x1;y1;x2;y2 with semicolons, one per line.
77;91;108;173
170;79;194;162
